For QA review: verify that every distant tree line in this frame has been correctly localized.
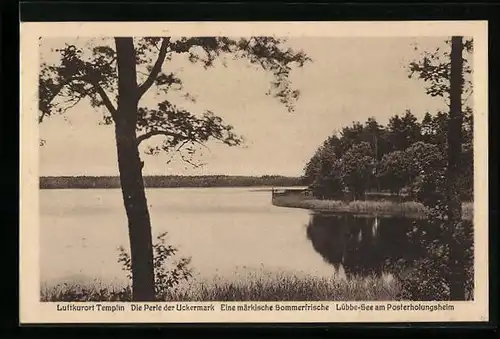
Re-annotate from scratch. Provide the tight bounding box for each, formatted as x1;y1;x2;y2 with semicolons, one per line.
40;175;304;189
303;109;473;202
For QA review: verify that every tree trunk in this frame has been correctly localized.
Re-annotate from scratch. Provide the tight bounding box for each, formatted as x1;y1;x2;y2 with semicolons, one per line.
447;36;466;300
114;37;155;301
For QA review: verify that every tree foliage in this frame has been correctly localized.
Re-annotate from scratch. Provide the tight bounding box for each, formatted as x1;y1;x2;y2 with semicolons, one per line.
377;150;410;195
308;145;343;199
303;111;473;202
39;37;311;162
386;110;422;152
338;142;376;200
408;38;473;102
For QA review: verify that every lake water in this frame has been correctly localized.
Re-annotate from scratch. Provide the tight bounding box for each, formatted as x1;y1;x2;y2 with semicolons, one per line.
40;188;473;287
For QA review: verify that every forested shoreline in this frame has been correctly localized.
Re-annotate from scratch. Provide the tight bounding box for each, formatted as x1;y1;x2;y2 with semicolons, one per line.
302;109;474;204
39;175;304;189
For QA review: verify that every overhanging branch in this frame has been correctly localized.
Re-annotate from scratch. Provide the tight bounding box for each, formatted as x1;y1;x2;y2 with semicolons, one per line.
136;129;185;145
93;83;118;120
138;38;170;99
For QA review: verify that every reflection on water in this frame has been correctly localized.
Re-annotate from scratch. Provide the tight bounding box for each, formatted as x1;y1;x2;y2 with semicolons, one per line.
306;213;474;281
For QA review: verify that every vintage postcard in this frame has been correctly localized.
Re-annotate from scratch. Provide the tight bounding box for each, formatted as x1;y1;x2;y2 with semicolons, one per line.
20;21;489;324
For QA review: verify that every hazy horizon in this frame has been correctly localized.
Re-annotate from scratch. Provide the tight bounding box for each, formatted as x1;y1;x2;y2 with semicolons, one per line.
40;36;448;177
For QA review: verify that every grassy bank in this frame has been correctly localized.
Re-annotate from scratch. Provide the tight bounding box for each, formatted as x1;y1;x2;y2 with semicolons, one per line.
272;195;474;220
41;270;400;302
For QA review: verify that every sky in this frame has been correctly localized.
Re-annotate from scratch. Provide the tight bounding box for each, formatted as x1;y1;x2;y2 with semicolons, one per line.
39;36;449;177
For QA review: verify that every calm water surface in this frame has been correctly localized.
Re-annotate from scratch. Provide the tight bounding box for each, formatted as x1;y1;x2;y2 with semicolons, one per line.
41;188;328;285
40;188;473;286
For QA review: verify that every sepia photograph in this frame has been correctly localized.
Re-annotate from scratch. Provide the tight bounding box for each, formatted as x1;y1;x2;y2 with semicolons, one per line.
20;21;489;323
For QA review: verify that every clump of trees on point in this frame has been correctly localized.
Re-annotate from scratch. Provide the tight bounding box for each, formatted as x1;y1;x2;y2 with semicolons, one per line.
302;109;473;203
